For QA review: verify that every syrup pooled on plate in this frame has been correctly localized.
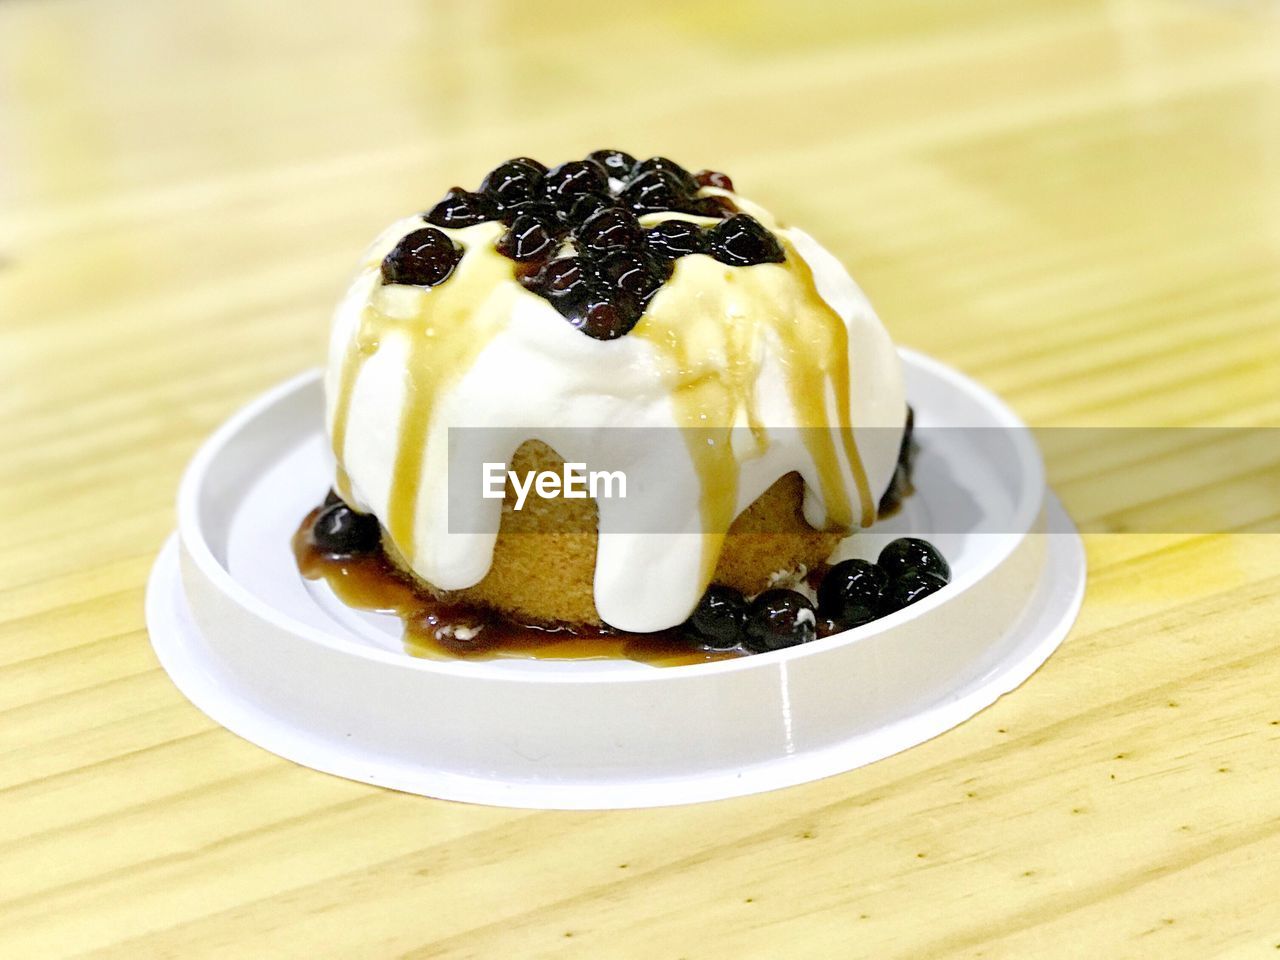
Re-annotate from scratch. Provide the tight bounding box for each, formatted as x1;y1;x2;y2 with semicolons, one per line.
295;399;929;665
292;505;742;667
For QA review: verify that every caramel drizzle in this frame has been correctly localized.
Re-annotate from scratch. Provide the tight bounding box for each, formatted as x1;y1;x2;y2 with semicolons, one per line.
632;233;875;588
329;306;378;503
329;222;513;559
786;242;876;528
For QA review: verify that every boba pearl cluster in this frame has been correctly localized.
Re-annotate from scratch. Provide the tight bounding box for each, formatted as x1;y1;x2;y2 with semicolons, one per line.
379;151;787;340
681;538;953;654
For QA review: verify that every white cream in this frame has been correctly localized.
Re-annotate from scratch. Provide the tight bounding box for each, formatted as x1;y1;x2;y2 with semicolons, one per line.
325;197;904;632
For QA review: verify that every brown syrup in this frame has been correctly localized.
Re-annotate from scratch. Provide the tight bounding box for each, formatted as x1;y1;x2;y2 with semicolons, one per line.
292;508;741;668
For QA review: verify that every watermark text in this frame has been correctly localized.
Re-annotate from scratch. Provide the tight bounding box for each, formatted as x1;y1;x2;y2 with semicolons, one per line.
482;462;627;510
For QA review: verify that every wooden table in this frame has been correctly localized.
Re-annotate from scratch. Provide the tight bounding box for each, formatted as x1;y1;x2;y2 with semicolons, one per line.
3;0;1278;956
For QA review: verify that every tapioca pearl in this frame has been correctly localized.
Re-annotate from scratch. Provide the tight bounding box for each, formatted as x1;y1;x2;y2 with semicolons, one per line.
424;187;493;228
744;589;817;652
631;156;698;193
573;291;642;340
543;160;610;213
381;227;464;286
643;219;707;261
621;170;691;213
562;192;618;226
480;158;545;213
507;155;547;174
878;537;950;581
592;249;664;302
311;503;381;555
496;214;557;263
527;257;594;324
498;198;562;229
707;214;785;266
527;256;587;296
682;585;748;649
575;208;644;254
587;149;638;180
816;558;888;627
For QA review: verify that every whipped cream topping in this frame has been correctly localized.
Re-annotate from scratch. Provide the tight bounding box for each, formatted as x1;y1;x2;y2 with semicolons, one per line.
325;193;905;632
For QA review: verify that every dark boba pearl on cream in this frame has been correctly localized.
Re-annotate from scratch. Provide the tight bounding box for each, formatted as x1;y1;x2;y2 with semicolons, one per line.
481;159;544;213
576;295;640;341
588;149;638;179
632;156;698;192
425;188;493;228
381;228;463;287
708;214;785;266
543;160;610;212
534;256;587;296
576;208;644;254
544;257;587;293
622;170;689;214
564;192;616;225
593;250;664;302
645;220;706;261
497;213;557;263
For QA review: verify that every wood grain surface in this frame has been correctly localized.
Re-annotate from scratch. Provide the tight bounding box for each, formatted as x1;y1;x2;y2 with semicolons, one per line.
2;0;1279;956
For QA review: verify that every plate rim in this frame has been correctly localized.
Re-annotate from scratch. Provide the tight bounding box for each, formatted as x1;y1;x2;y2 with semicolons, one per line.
174;349;1048;684
147;495;1084;808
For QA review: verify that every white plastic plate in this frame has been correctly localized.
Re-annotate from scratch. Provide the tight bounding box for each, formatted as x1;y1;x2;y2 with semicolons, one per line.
147;350;1085;808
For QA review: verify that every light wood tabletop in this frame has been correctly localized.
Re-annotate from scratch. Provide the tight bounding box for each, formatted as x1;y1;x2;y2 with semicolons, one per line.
3;0;1279;956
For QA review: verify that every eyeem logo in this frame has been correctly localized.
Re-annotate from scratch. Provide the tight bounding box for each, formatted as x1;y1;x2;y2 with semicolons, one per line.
482;462;627;511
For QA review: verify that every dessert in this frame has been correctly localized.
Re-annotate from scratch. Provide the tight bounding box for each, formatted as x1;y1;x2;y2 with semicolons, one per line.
297;151;949;661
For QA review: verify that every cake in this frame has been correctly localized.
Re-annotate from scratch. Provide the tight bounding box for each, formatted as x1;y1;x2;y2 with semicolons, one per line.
303;151;947;657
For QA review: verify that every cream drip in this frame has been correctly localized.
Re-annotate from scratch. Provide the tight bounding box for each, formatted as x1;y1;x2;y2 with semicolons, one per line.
325;196;905;632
